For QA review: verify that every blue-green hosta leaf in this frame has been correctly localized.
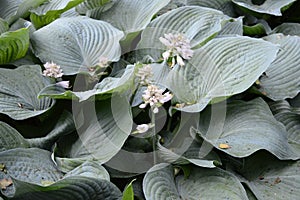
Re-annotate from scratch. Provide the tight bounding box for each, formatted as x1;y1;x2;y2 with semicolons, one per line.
0;19;9;34
0;0;47;24
39;64;136;101
269;100;300;155
0;148;122;199
0;111;74;151
0;122;30;152
187;0;236;17
31;16;124;75
232;0;296;16
76;0;113;15
259;34;300;100
89;0;170;35
218;17;243;36
27;110;75;150
0;65;54;120
64;161;110;181
0;148;63;189
10;176;122;200
166;36;279;112
195;98;299;160
271;23;300;36
158;138;220;168
30;0;84;29
59;96;132;163
143;163;248;200
137;6;230;60
0;28;29;64
235;152;300;200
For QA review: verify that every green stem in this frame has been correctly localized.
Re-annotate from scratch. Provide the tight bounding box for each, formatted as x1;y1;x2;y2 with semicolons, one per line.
151;109;157;165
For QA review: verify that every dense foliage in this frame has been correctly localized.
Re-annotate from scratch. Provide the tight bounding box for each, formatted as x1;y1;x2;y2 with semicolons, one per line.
0;0;299;199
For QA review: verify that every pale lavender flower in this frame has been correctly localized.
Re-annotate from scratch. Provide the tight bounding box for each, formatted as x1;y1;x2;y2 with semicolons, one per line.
98;56;109;68
136;124;150;133
136;64;153;85
56;81;70;89
159;33;194;67
139;85;173;113
43;62;63;78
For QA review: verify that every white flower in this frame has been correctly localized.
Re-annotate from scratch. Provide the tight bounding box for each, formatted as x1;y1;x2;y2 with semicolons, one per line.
159;33;194;67
98;56;109;68
136;64;153;85
43;62;63;78
139;85;173;113
136;124;150;133
56;81;70;89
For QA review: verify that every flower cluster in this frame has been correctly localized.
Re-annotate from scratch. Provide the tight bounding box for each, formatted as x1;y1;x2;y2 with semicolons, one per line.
42;62;69;88
139;85;173;113
42;62;64;78
98;56;109;68
136;64;153;85
159;33;193;67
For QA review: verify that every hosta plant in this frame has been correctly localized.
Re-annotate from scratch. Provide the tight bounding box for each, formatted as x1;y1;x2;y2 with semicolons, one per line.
0;0;300;199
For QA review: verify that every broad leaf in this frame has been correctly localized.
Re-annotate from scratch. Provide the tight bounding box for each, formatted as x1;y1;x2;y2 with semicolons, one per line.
232;0;296;16
271;23;300;36
64;161;110;181
0;28;29;64
0;19;9;34
59;95;132;163
195;98;299;160
269;100;300;155
235;152;300;200
158;138;219;168
258;34;300;100
9;176;122;200
187;0;236;17
76;0;113;15
0;65;54;120
137;6;230;61
0;148;63;189
0;0;47;24
166;36;279;112
27;110;75;150
89;0;170;35
39;64;136;101
31;16;124;75
30;0;84;29
218;17;243;36
0;122;30;152
143;163;248;199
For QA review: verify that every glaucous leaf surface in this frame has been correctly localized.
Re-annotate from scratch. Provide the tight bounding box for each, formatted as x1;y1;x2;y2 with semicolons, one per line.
58;96;132;164
270;100;300;155
271;23;300;36
7;176;122;200
232;0;296;16
30;0;84;29
0;65;54;120
0;28;29;64
0;122;30;151
166;36;278;112
38;64;136;101
0;0;46;24
235;152;300;200
143;163;248;200
195;98;299;160
31;16;124;75
89;0;170;35
259;34;300;100
0;19;9;34
137;6;230;60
